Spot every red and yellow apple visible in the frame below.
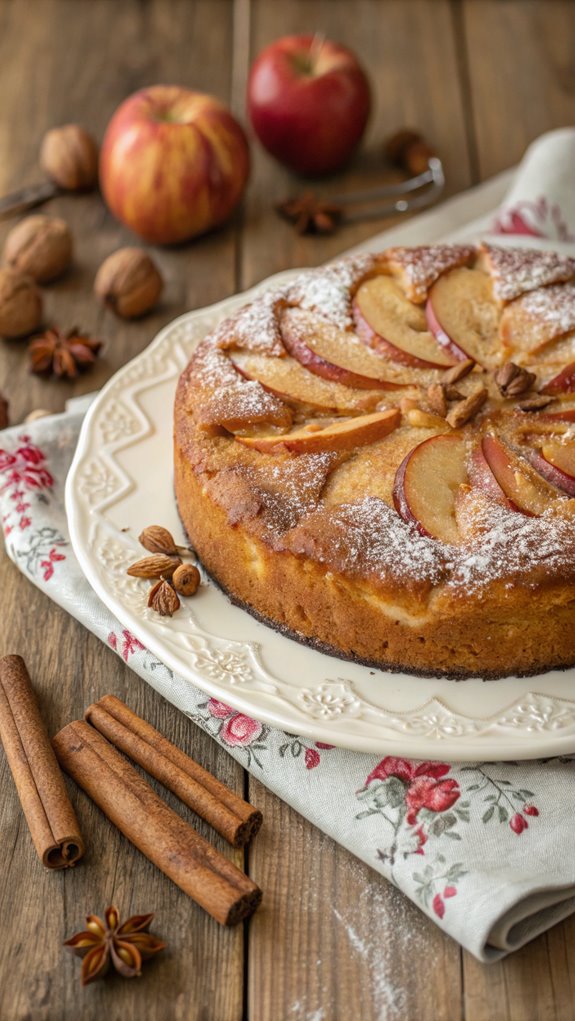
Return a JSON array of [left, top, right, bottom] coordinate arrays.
[[247, 34, 371, 176], [100, 85, 250, 244]]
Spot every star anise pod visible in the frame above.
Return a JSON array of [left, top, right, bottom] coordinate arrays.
[[64, 905, 166, 986], [275, 191, 343, 235], [29, 326, 102, 379]]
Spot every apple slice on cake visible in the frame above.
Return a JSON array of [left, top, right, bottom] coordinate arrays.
[[235, 407, 400, 454], [353, 276, 458, 369], [522, 441, 575, 497], [392, 434, 468, 544], [467, 443, 516, 510], [230, 351, 382, 413], [480, 434, 569, 515], [280, 306, 440, 390], [540, 360, 575, 395], [426, 269, 499, 366]]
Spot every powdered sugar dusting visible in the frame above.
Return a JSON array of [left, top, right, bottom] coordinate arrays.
[[246, 453, 339, 535], [509, 283, 575, 342], [385, 244, 475, 301], [199, 380, 289, 429], [483, 244, 575, 302], [286, 255, 375, 328], [285, 833, 436, 1021], [279, 489, 575, 596], [193, 341, 241, 389], [451, 492, 575, 591], [282, 497, 448, 587], [213, 291, 286, 356], [193, 343, 291, 429]]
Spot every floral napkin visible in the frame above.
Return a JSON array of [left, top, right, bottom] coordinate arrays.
[[2, 128, 575, 962]]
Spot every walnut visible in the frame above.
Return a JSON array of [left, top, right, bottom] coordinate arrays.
[[40, 124, 99, 191], [3, 215, 73, 283], [94, 248, 163, 319], [0, 268, 43, 338]]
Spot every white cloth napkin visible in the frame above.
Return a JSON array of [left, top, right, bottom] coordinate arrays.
[[2, 128, 575, 962]]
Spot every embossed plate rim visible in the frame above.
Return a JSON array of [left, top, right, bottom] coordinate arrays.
[[66, 270, 575, 760]]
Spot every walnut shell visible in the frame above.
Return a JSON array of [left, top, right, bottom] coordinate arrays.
[[40, 124, 99, 191], [0, 268, 43, 338], [94, 248, 163, 319], [3, 215, 73, 283]]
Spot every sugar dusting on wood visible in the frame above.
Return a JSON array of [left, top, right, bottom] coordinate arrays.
[[287, 857, 438, 1021]]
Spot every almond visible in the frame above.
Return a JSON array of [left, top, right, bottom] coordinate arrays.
[[127, 554, 181, 579]]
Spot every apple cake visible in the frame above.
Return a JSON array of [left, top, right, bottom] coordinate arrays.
[[174, 243, 575, 678]]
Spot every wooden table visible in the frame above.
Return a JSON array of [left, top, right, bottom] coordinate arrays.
[[0, 2, 573, 1018]]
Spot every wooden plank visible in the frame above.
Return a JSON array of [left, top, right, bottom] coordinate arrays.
[[463, 916, 575, 1021], [0, 0, 240, 425], [0, 571, 246, 1021], [243, 3, 468, 1017], [248, 779, 462, 1021], [0, 2, 246, 1019], [240, 0, 473, 292], [462, 0, 575, 179]]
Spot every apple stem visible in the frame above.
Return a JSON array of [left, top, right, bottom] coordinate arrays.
[[292, 32, 325, 76], [309, 30, 326, 65]]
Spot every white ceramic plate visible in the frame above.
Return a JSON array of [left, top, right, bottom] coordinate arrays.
[[66, 271, 575, 761]]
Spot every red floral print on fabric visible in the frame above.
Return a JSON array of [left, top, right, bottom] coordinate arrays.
[[492, 196, 574, 242], [366, 757, 451, 786], [107, 629, 145, 661], [207, 699, 263, 746], [405, 775, 461, 825], [305, 748, 320, 769], [0, 437, 54, 494], [40, 547, 66, 581], [220, 714, 263, 747]]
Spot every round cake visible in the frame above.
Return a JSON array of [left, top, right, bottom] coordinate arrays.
[[174, 243, 575, 678]]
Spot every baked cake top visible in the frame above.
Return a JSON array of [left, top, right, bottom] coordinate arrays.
[[177, 243, 575, 601]]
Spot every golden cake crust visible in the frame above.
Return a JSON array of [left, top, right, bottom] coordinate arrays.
[[174, 244, 575, 678]]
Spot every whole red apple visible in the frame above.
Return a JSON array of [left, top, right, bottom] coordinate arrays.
[[100, 85, 250, 245], [248, 34, 371, 176]]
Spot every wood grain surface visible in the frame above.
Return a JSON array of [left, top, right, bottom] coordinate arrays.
[[0, 2, 573, 1020]]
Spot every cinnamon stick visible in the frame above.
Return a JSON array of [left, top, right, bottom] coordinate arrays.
[[52, 720, 262, 926], [85, 694, 262, 847], [0, 655, 84, 869]]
